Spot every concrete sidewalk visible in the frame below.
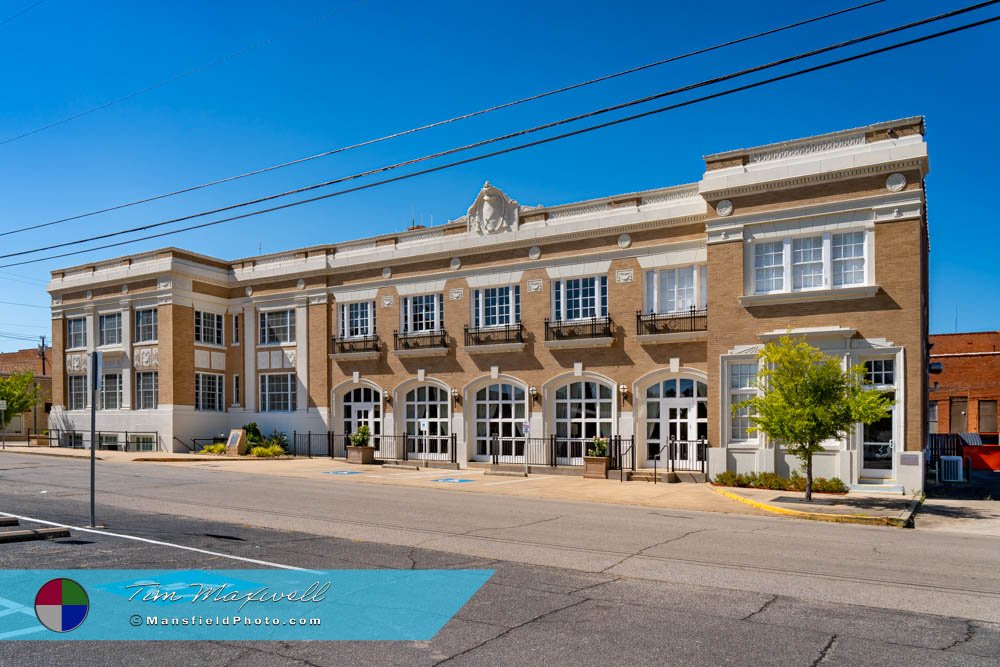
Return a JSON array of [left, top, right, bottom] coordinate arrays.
[[712, 485, 922, 527]]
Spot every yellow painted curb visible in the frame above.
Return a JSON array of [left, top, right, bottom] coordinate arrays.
[[707, 483, 910, 528]]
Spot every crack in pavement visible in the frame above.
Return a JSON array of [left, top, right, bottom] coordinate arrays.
[[942, 620, 976, 651], [414, 514, 570, 548], [209, 640, 326, 667], [599, 528, 710, 573], [811, 634, 837, 666], [742, 594, 780, 621]]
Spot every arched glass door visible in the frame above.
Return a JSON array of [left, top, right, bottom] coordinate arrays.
[[405, 385, 450, 460], [341, 386, 381, 455], [645, 377, 707, 467], [554, 381, 613, 465], [473, 383, 527, 461]]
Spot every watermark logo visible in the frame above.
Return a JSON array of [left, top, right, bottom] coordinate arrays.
[[34, 578, 89, 633]]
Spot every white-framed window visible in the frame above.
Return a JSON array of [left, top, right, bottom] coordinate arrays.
[[258, 310, 296, 345], [135, 309, 158, 343], [404, 385, 450, 454], [66, 318, 87, 349], [259, 373, 296, 412], [928, 401, 939, 434], [135, 371, 158, 410], [68, 375, 88, 410], [402, 294, 444, 333], [751, 230, 869, 295], [195, 372, 224, 411], [232, 313, 240, 345], [552, 276, 608, 321], [233, 374, 241, 406], [472, 286, 520, 329], [132, 434, 156, 452], [195, 311, 224, 346], [644, 266, 707, 314], [98, 313, 122, 347], [728, 361, 758, 442], [339, 301, 376, 338], [100, 373, 122, 410], [864, 358, 895, 386]]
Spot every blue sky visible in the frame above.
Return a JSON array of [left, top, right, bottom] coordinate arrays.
[[0, 0, 997, 352]]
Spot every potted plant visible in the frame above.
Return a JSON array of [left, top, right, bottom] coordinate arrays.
[[583, 436, 610, 479], [346, 425, 376, 464]]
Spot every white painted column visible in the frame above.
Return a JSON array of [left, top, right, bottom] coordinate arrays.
[[120, 301, 132, 409], [85, 308, 96, 410], [295, 301, 308, 413], [243, 304, 256, 412]]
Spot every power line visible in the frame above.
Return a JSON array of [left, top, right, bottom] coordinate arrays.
[[0, 4, 352, 148], [0, 300, 48, 308], [1, 1, 993, 262], [0, 0, 889, 239], [5, 13, 996, 270], [0, 0, 45, 28]]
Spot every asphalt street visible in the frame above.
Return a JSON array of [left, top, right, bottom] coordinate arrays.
[[0, 452, 998, 665]]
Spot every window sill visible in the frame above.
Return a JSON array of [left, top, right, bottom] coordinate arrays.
[[133, 340, 158, 347], [65, 347, 87, 353], [194, 342, 227, 350], [395, 346, 449, 358], [256, 342, 296, 348], [465, 341, 527, 354], [739, 285, 879, 307], [543, 337, 614, 350], [330, 350, 380, 361]]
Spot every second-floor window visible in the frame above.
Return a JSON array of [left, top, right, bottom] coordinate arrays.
[[232, 314, 240, 345], [472, 286, 520, 328], [259, 309, 296, 345], [339, 301, 375, 338], [752, 231, 868, 295], [99, 313, 122, 346], [135, 371, 159, 410], [67, 318, 87, 349], [402, 294, 443, 333], [552, 276, 607, 322], [195, 372, 224, 411], [135, 309, 158, 343], [644, 266, 707, 314], [195, 311, 224, 346], [68, 375, 87, 410]]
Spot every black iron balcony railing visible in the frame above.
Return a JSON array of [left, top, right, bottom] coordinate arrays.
[[393, 329, 448, 351], [331, 334, 379, 355], [464, 323, 524, 347], [543, 316, 613, 342], [636, 307, 707, 336]]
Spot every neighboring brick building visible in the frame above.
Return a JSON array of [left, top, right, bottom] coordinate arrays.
[[928, 331, 1000, 441], [47, 117, 930, 491], [0, 346, 51, 438]]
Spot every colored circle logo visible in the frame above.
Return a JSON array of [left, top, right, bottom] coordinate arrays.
[[34, 578, 89, 633]]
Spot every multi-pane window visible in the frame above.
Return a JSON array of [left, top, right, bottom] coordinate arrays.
[[864, 359, 895, 386], [339, 301, 376, 338], [832, 232, 866, 286], [135, 371, 158, 410], [233, 374, 241, 406], [552, 276, 608, 321], [68, 375, 88, 410], [554, 381, 614, 461], [979, 400, 998, 433], [474, 383, 527, 457], [259, 373, 296, 412], [66, 318, 87, 349], [792, 237, 824, 290], [753, 242, 784, 294], [194, 373, 224, 411], [402, 294, 444, 333], [928, 401, 939, 434], [258, 310, 296, 345], [232, 314, 240, 345], [98, 313, 122, 346], [729, 362, 757, 441], [135, 309, 158, 343], [644, 266, 708, 313], [100, 373, 122, 410], [472, 286, 520, 328], [195, 311, 224, 346]]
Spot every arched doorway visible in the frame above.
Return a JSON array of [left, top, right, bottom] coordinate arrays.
[[643, 376, 707, 468], [403, 384, 451, 460], [470, 381, 528, 462], [552, 380, 614, 465], [335, 383, 383, 457]]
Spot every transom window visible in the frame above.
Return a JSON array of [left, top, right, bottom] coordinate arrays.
[[66, 318, 87, 349], [258, 310, 296, 345], [339, 301, 376, 338], [135, 309, 158, 343], [474, 383, 527, 457], [752, 231, 868, 295], [554, 381, 613, 461], [98, 313, 122, 347], [728, 362, 758, 442], [100, 373, 122, 410], [644, 266, 707, 314], [135, 371, 158, 410], [195, 372, 224, 411], [864, 359, 895, 386], [402, 294, 444, 333], [259, 373, 296, 412], [472, 286, 520, 328], [552, 276, 608, 321], [68, 375, 87, 410], [195, 311, 225, 346]]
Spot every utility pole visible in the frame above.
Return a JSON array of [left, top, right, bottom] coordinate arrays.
[[89, 350, 102, 528], [38, 335, 46, 375]]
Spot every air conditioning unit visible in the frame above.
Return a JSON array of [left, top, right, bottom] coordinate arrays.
[[939, 455, 964, 483]]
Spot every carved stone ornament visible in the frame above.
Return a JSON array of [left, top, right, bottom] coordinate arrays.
[[715, 199, 734, 217], [467, 182, 518, 235], [382, 267, 392, 279], [885, 173, 907, 192], [617, 234, 632, 249]]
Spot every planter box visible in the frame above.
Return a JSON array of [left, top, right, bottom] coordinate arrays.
[[583, 456, 610, 479], [347, 445, 376, 465], [28, 437, 48, 447]]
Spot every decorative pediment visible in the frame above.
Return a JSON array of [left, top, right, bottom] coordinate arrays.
[[467, 182, 518, 236]]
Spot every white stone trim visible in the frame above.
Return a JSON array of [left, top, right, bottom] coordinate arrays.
[[545, 261, 611, 279], [330, 287, 379, 303], [394, 279, 448, 296], [465, 271, 524, 288], [739, 285, 878, 307]]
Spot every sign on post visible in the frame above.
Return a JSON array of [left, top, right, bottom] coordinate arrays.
[[418, 418, 429, 434]]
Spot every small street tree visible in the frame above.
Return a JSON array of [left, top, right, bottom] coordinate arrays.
[[733, 335, 893, 502], [0, 371, 41, 432]]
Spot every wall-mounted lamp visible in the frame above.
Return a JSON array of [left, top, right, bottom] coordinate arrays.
[[383, 393, 391, 406], [528, 386, 538, 402], [451, 388, 460, 404], [618, 384, 628, 397]]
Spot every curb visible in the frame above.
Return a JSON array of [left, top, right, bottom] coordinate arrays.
[[0, 449, 105, 461], [707, 483, 914, 528]]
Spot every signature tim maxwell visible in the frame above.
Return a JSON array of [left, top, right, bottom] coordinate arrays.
[[126, 581, 330, 613]]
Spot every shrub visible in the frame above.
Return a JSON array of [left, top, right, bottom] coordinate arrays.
[[588, 437, 608, 457], [714, 471, 742, 487], [349, 425, 371, 447], [201, 443, 227, 455], [714, 470, 847, 494], [267, 430, 288, 448], [250, 444, 286, 458], [242, 422, 264, 446], [813, 477, 848, 493]]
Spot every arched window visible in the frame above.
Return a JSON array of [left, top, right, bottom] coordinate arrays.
[[405, 385, 450, 459], [645, 377, 707, 463], [554, 381, 613, 463], [473, 383, 527, 460]]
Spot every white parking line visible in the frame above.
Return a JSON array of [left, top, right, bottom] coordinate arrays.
[[0, 512, 312, 572], [480, 476, 554, 486]]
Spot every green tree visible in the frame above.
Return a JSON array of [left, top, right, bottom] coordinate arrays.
[[733, 335, 892, 501], [0, 372, 41, 431]]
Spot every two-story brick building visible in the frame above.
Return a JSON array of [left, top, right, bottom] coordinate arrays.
[[47, 117, 930, 491]]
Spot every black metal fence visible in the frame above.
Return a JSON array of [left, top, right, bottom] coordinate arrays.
[[650, 439, 708, 478], [394, 329, 448, 351], [543, 316, 613, 341], [407, 432, 457, 462], [636, 307, 708, 335], [32, 430, 162, 452], [927, 433, 963, 469], [331, 335, 380, 355], [486, 435, 635, 469], [464, 323, 524, 347], [488, 437, 549, 465]]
